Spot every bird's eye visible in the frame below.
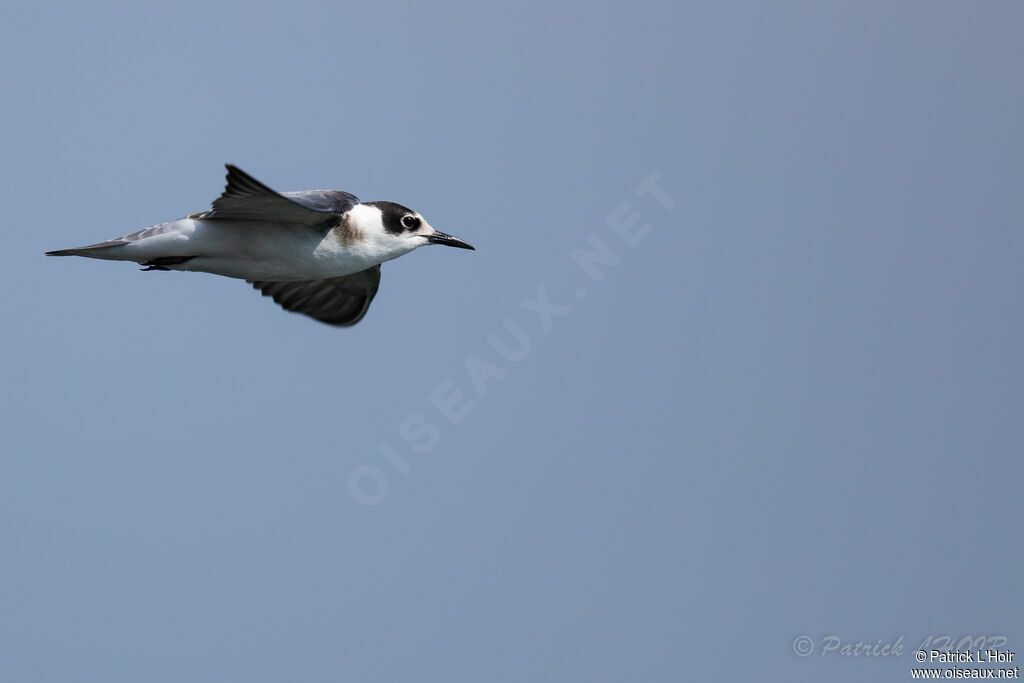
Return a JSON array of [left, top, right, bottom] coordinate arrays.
[[401, 215, 421, 230]]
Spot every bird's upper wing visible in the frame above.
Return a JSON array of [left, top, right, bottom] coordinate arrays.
[[248, 266, 382, 327], [203, 164, 359, 223]]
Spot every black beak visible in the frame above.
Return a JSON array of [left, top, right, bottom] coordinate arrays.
[[426, 231, 475, 250]]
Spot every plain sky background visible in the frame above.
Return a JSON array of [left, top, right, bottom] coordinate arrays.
[[1, 2, 1021, 681]]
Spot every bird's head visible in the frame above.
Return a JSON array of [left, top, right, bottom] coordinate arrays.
[[349, 201, 474, 262]]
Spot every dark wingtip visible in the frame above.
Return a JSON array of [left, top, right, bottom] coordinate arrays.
[[224, 163, 243, 183]]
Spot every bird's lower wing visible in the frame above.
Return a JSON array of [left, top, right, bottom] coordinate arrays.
[[248, 266, 382, 327]]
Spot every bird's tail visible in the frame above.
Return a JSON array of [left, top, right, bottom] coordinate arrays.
[[45, 239, 130, 260]]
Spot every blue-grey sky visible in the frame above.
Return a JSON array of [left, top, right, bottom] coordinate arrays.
[[1, 2, 1021, 682]]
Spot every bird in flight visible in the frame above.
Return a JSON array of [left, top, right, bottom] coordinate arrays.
[[46, 164, 475, 326]]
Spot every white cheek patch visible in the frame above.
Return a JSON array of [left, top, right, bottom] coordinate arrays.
[[346, 204, 386, 234]]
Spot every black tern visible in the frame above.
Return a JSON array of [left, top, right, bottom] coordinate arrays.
[[46, 164, 475, 326]]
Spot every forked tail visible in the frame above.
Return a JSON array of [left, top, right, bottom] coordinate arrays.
[[45, 238, 130, 260]]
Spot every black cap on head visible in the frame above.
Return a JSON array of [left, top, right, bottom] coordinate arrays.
[[365, 201, 417, 234]]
